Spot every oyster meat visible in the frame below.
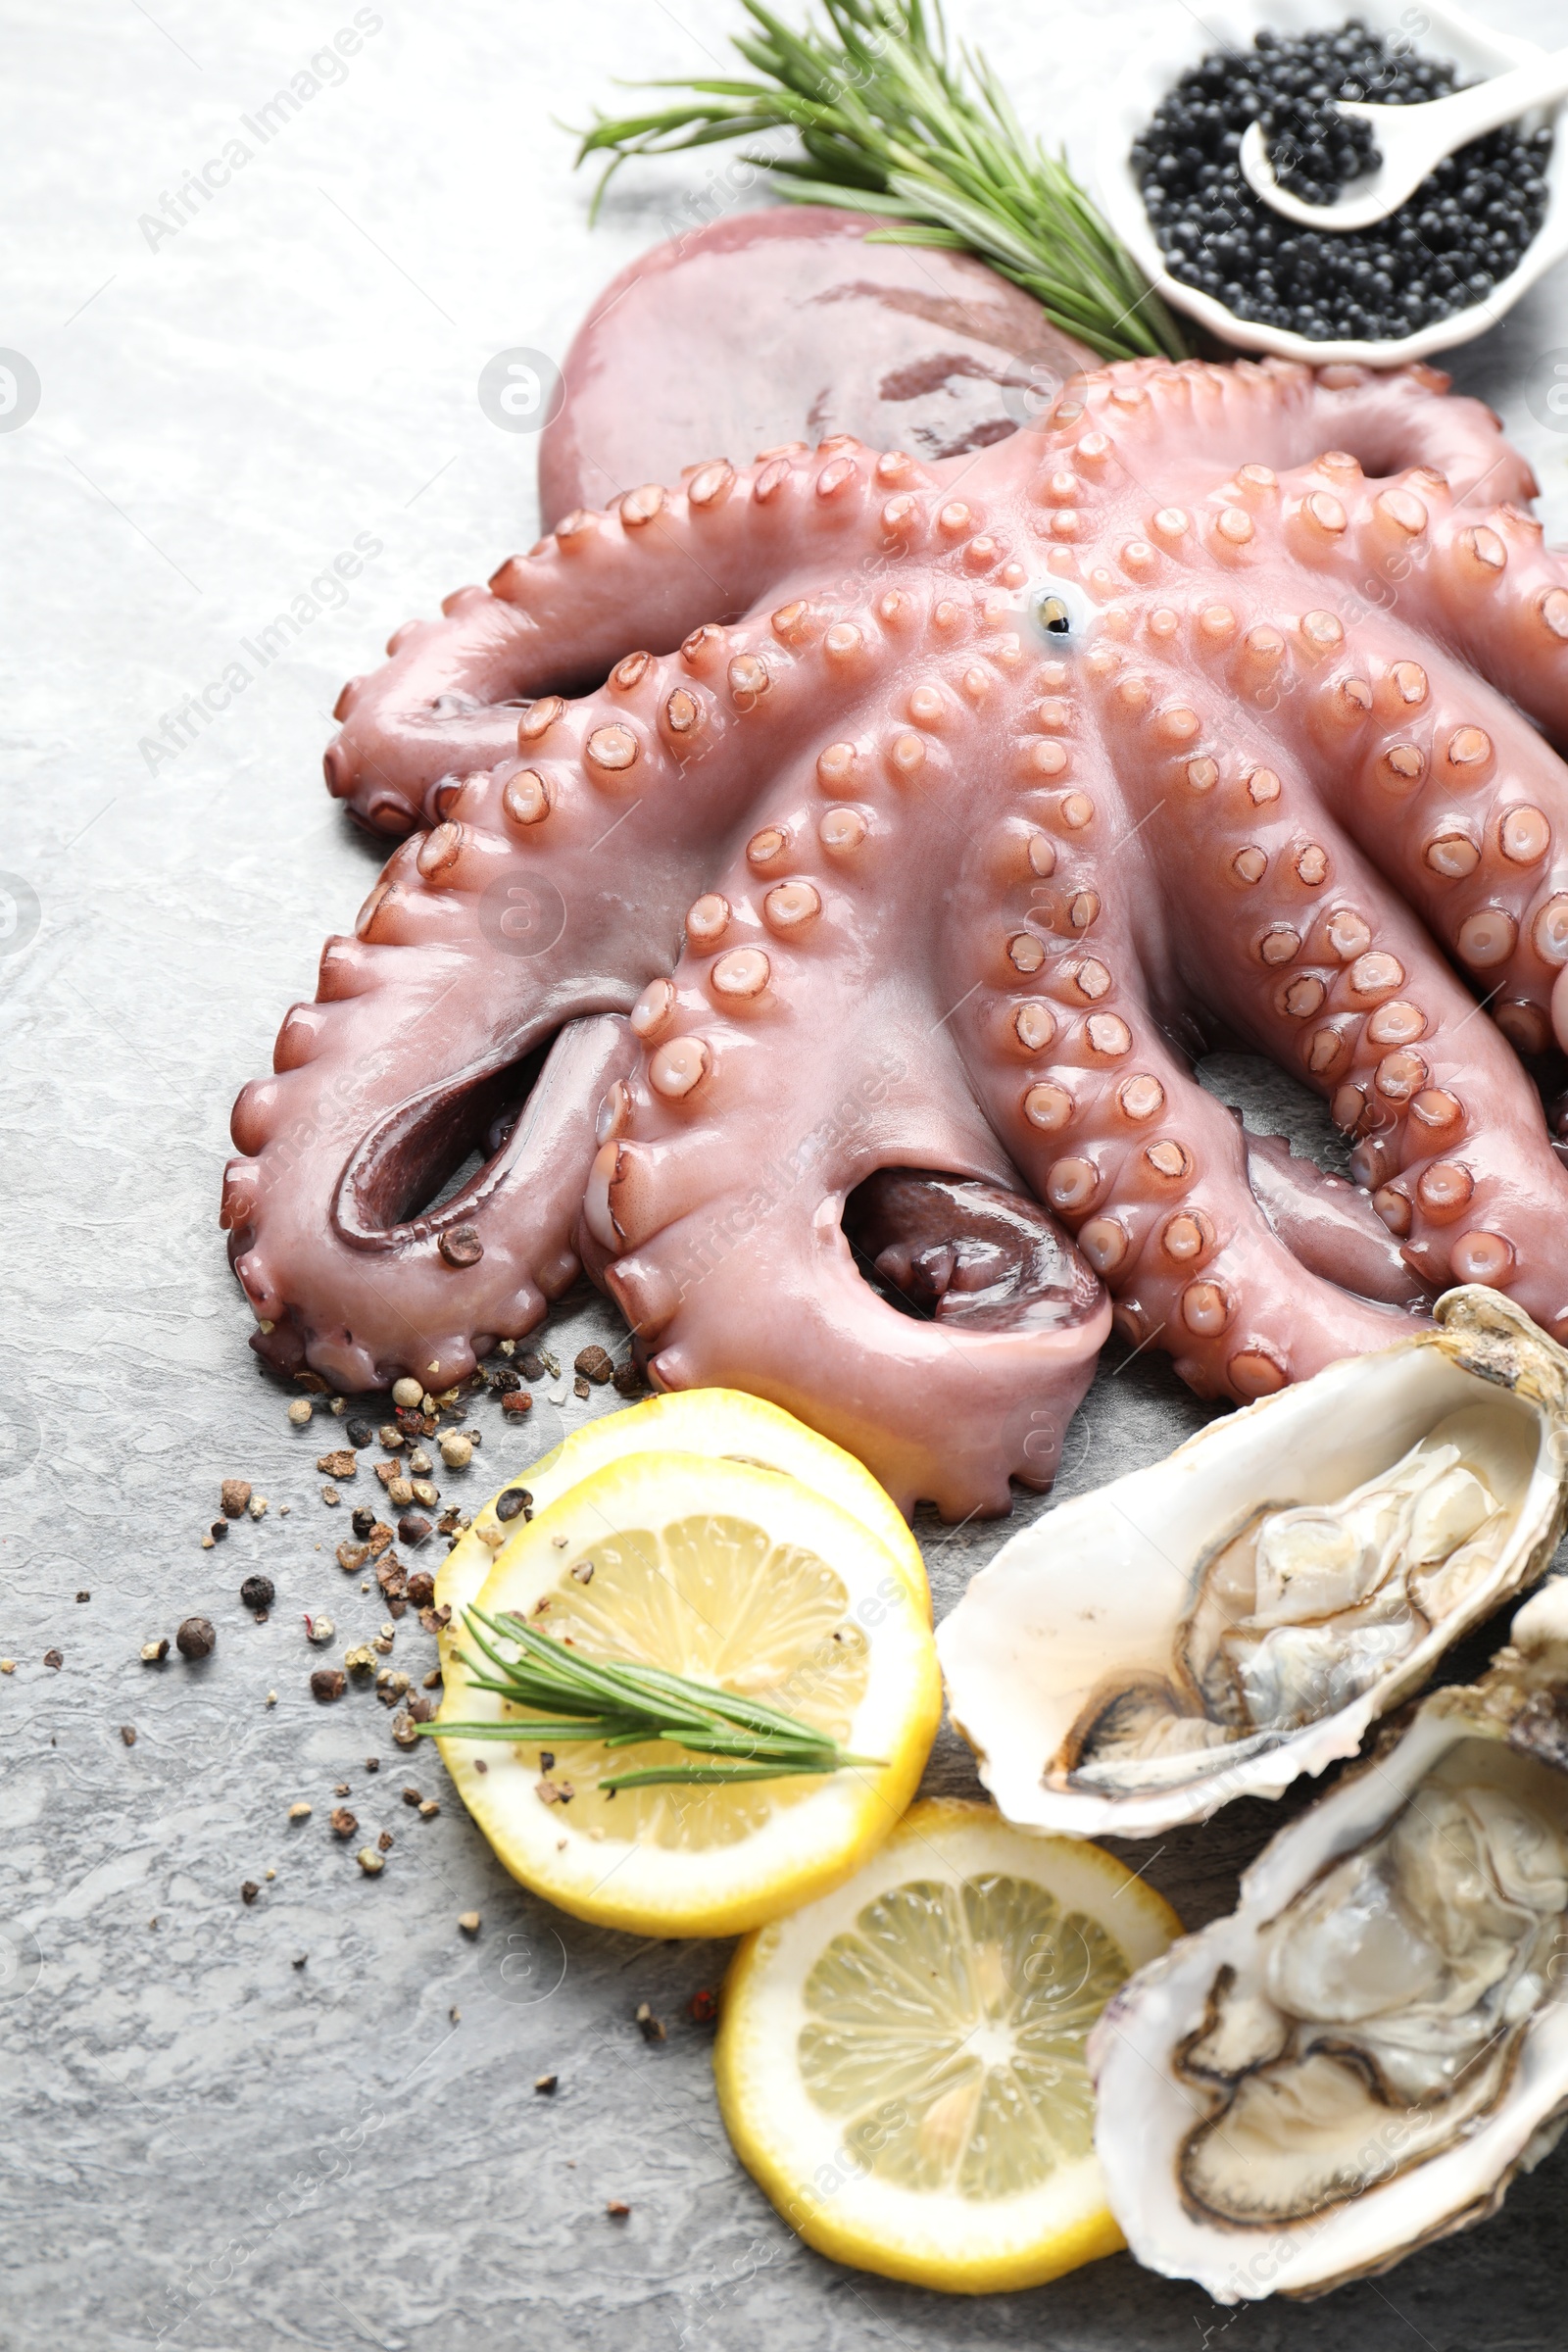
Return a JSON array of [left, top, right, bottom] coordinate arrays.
[[939, 1290, 1568, 1837], [1090, 1576, 1568, 2300]]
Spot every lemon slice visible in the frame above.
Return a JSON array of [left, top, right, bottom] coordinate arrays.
[[715, 1798, 1181, 2292], [433, 1450, 941, 1937], [436, 1393, 928, 1667]]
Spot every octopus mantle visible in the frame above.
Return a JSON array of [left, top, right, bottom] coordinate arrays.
[[224, 352, 1568, 1517]]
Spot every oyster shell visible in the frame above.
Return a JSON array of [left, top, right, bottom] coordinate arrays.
[[938, 1290, 1568, 1837], [1089, 1575, 1568, 2300]]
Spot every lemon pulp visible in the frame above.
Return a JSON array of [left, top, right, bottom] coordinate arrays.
[[799, 1871, 1129, 2197]]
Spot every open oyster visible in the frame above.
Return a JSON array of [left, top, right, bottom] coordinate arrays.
[[1090, 1576, 1568, 2300], [938, 1290, 1568, 1837]]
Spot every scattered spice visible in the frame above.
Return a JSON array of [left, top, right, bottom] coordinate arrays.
[[492, 1367, 521, 1395], [635, 2002, 666, 2044], [140, 1639, 170, 1663], [344, 1644, 376, 1675], [42, 1648, 63, 1670], [330, 1806, 358, 1838], [573, 1378, 590, 1401], [386, 1477, 415, 1510], [209, 1520, 229, 1544], [121, 1724, 137, 1747], [248, 1495, 268, 1520], [496, 1487, 532, 1524], [439, 1433, 472, 1469], [458, 1911, 480, 1936], [175, 1617, 216, 1661], [378, 1424, 406, 1452], [606, 2201, 630, 2220], [336, 1540, 369, 1575], [574, 1345, 613, 1386], [612, 1360, 644, 1398], [351, 1505, 377, 1538], [399, 1513, 431, 1546], [345, 1416, 376, 1448], [287, 1399, 314, 1426], [439, 1223, 483, 1267], [220, 1479, 252, 1517], [311, 1667, 347, 1702], [0, 1660, 13, 1675], [401, 1785, 423, 1807], [392, 1378, 423, 1409], [240, 1574, 275, 1612], [288, 1800, 313, 1822], [518, 1350, 546, 1381], [305, 1612, 335, 1645], [75, 1590, 90, 1604], [320, 1485, 341, 1507], [688, 1986, 718, 2026], [377, 1830, 394, 1853], [570, 1560, 595, 1586], [502, 1392, 533, 1419], [356, 1847, 384, 1876], [534, 2073, 558, 2095], [392, 1712, 419, 1748], [241, 1881, 260, 1904], [418, 1798, 440, 1819], [535, 1778, 573, 1806], [406, 1569, 435, 1609], [317, 1450, 357, 1481]]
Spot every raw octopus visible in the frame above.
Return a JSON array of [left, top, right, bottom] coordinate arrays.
[[223, 213, 1568, 1517]]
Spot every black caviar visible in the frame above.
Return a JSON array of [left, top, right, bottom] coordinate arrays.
[[1130, 20, 1552, 341]]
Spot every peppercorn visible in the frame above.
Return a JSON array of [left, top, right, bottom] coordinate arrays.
[[175, 1617, 216, 1661], [239, 1574, 275, 1612]]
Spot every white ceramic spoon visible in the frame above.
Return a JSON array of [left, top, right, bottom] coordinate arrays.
[[1239, 49, 1568, 230]]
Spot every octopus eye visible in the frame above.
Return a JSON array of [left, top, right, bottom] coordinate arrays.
[[1027, 576, 1092, 648]]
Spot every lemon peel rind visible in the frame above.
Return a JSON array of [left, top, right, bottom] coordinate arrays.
[[433, 1454, 942, 1939], [713, 1798, 1181, 2291], [434, 1391, 930, 1674]]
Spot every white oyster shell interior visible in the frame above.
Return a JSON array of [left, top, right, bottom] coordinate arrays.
[[938, 1328, 1561, 1837], [1090, 1680, 1568, 2301]]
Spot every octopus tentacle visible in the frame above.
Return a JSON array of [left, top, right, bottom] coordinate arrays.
[[1002, 356, 1531, 513], [324, 437, 939, 834], [233, 590, 952, 1390], [959, 855, 1411, 1400], [577, 749, 1110, 1516], [1237, 1128, 1427, 1307]]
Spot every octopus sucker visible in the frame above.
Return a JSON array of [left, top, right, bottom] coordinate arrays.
[[228, 277, 1568, 1513]]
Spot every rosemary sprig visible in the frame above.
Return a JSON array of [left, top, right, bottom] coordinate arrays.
[[577, 0, 1188, 364], [422, 1604, 884, 1790]]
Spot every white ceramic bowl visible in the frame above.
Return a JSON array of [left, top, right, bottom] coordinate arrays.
[[1095, 0, 1568, 367]]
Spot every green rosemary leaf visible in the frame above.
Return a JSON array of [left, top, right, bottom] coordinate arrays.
[[577, 0, 1189, 362], [428, 1606, 878, 1787]]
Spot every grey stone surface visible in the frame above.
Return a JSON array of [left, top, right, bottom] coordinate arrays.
[[5, 1, 1568, 2344]]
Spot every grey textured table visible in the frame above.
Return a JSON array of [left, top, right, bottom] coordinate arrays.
[[6, 2, 1568, 2344]]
